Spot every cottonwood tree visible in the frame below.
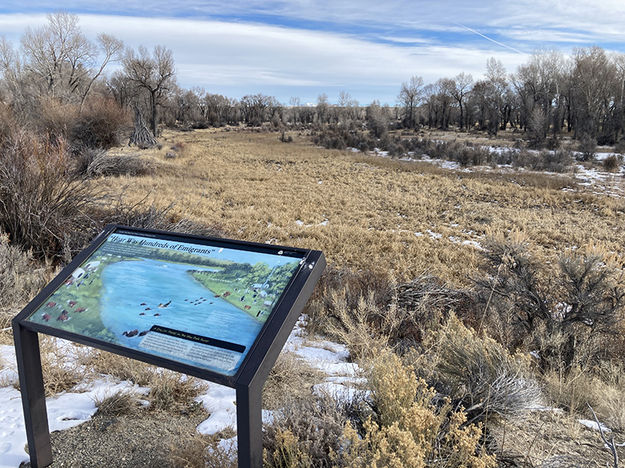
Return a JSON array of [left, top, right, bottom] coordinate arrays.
[[122, 45, 176, 137], [449, 72, 473, 129], [0, 13, 122, 113], [513, 51, 565, 142], [316, 93, 330, 124], [398, 75, 424, 129], [240, 93, 280, 126]]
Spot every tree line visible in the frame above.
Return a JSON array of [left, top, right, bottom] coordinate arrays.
[[1, 13, 625, 149]]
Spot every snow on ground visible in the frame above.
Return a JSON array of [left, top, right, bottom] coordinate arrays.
[[367, 144, 625, 198], [578, 419, 611, 433], [295, 219, 330, 228], [0, 316, 359, 467], [0, 345, 148, 468]]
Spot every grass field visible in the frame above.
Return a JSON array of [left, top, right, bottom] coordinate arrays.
[[3, 127, 624, 466], [100, 129, 625, 285]]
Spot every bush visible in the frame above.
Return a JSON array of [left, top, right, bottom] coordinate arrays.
[[511, 149, 573, 173], [476, 237, 625, 372], [264, 394, 352, 468], [0, 231, 50, 327], [93, 198, 222, 238], [0, 131, 100, 259], [603, 154, 621, 172], [34, 97, 79, 144], [577, 134, 597, 161], [334, 350, 496, 467], [305, 265, 392, 336], [428, 315, 542, 424], [69, 98, 130, 150], [74, 148, 154, 178]]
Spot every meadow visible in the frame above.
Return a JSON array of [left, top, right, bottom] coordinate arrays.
[[2, 127, 625, 466]]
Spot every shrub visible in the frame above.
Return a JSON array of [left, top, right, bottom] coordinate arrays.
[[0, 131, 101, 259], [534, 149, 574, 172], [148, 370, 205, 412], [577, 134, 597, 161], [263, 352, 323, 409], [334, 350, 496, 467], [603, 154, 621, 172], [34, 97, 79, 144], [305, 265, 392, 336], [93, 197, 222, 238], [264, 394, 353, 468], [511, 149, 573, 173], [74, 148, 154, 178], [69, 98, 130, 150], [476, 237, 625, 372], [428, 315, 541, 424], [94, 391, 140, 417], [0, 102, 15, 144], [0, 231, 50, 327], [321, 290, 392, 360]]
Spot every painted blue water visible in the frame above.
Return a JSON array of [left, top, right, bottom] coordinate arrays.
[[99, 259, 263, 358]]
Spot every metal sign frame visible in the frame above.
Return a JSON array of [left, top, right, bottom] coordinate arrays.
[[12, 224, 326, 468]]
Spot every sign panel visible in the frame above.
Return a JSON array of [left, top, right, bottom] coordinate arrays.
[[25, 231, 305, 376]]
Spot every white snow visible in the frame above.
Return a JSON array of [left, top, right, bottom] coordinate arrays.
[[312, 382, 365, 401], [578, 419, 611, 433], [462, 240, 483, 250], [294, 219, 329, 228], [426, 230, 442, 240], [0, 315, 361, 467], [0, 343, 146, 468]]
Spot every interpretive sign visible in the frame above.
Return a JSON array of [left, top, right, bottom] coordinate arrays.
[[13, 225, 325, 468]]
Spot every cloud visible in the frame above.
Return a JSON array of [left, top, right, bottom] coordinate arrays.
[[0, 13, 531, 103], [6, 1, 624, 103]]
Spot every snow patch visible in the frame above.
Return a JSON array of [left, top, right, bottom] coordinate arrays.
[[579, 419, 611, 433]]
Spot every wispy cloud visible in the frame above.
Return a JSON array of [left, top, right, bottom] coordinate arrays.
[[0, 1, 622, 103], [0, 13, 530, 103]]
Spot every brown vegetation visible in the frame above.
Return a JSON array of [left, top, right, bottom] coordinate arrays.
[[2, 126, 624, 465]]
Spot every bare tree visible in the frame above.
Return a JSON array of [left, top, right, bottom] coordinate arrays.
[[0, 13, 121, 116], [80, 34, 123, 111], [122, 45, 176, 137], [449, 73, 473, 129], [398, 75, 424, 129]]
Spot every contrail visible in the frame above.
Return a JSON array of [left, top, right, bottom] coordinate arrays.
[[455, 22, 524, 54]]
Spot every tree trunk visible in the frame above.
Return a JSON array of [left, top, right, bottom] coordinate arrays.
[[150, 91, 158, 137]]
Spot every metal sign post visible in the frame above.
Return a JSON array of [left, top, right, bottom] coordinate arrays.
[[13, 225, 325, 468]]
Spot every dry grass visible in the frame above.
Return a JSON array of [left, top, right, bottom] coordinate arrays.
[[38, 337, 84, 396], [0, 231, 52, 329], [543, 364, 625, 432], [148, 370, 206, 412], [94, 391, 141, 417], [81, 349, 157, 386], [263, 352, 324, 409], [80, 349, 206, 412], [95, 129, 625, 287]]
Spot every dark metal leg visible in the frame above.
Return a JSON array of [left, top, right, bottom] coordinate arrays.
[[236, 383, 263, 468], [13, 324, 52, 468]]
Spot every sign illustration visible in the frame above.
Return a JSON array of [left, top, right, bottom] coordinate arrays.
[[26, 232, 304, 376]]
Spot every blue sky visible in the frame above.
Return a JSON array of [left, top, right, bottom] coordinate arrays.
[[1, 1, 624, 104]]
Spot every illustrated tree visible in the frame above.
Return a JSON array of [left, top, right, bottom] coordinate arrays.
[[122, 45, 176, 137]]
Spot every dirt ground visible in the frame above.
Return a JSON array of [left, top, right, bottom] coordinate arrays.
[[20, 407, 212, 468]]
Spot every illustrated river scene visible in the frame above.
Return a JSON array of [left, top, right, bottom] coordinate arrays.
[[26, 232, 303, 375]]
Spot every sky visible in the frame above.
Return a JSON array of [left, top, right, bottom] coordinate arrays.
[[0, 1, 624, 105]]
